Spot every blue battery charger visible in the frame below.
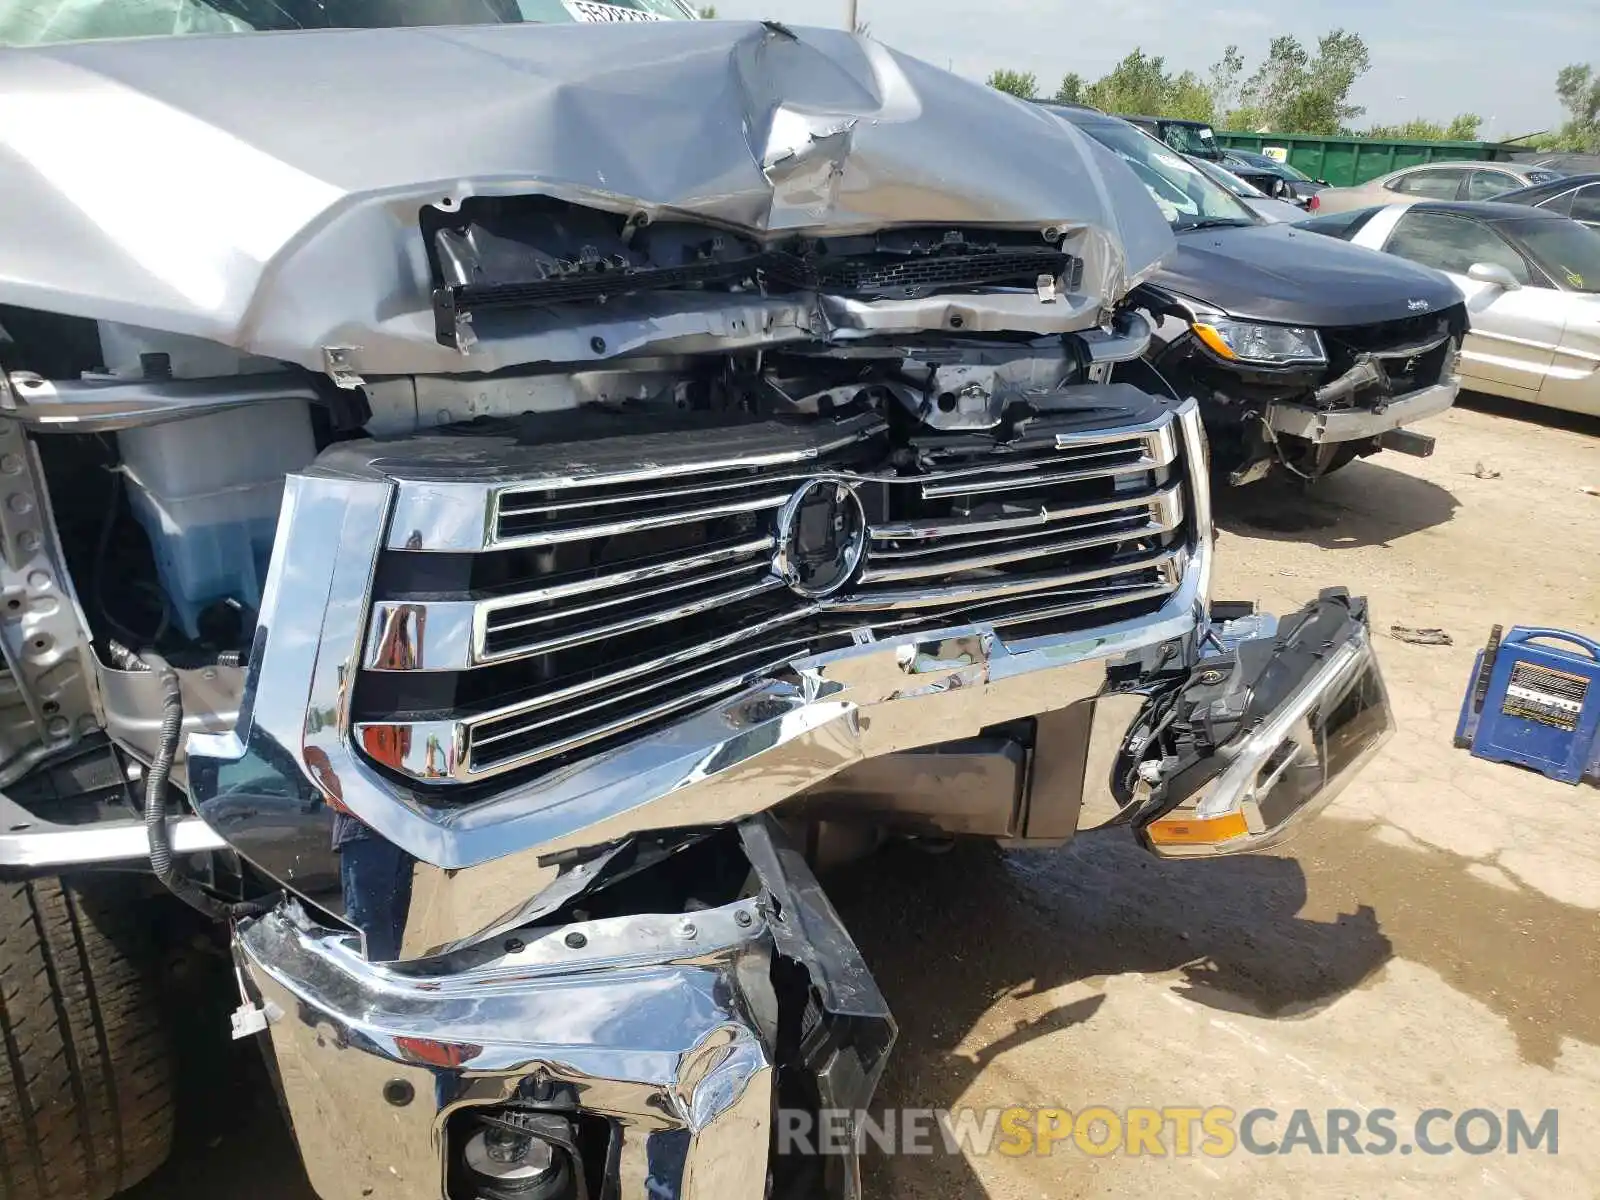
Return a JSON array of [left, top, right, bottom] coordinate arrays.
[[1455, 626, 1600, 785]]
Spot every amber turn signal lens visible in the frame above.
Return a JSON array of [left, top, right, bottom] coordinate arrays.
[[1190, 323, 1238, 361], [1145, 809, 1251, 846]]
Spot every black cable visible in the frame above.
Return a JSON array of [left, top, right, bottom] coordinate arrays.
[[137, 651, 231, 920]]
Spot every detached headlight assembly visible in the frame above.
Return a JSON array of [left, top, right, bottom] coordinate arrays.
[[1191, 317, 1325, 367]]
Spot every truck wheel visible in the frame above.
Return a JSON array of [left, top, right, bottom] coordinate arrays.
[[0, 877, 175, 1200]]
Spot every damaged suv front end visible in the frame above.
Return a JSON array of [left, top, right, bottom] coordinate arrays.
[[0, 18, 1392, 1200]]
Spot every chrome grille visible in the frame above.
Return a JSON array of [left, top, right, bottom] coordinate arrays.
[[350, 396, 1193, 784], [465, 622, 825, 775], [478, 535, 781, 661], [489, 423, 878, 548], [849, 417, 1180, 606]]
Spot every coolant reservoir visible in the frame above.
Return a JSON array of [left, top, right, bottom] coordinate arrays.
[[117, 401, 316, 639]]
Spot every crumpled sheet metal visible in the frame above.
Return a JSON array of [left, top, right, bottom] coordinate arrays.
[[0, 21, 1173, 375]]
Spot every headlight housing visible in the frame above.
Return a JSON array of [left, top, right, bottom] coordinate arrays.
[[1191, 316, 1326, 367]]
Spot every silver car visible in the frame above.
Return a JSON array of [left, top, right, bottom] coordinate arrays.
[[1313, 161, 1566, 215]]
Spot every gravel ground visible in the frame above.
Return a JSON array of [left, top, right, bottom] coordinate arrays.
[[131, 394, 1600, 1200]]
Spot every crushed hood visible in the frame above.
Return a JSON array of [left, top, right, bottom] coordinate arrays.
[[0, 21, 1173, 374]]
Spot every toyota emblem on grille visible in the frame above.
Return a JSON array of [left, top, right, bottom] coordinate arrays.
[[775, 479, 867, 598]]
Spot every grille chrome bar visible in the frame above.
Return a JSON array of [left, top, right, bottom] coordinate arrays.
[[454, 551, 1186, 778], [484, 535, 776, 611], [364, 537, 787, 672], [869, 483, 1180, 542], [471, 607, 818, 730], [462, 638, 817, 775], [469, 647, 787, 760], [493, 490, 793, 549], [830, 545, 1184, 612], [484, 556, 772, 639], [859, 487, 1183, 584], [919, 423, 1177, 498], [489, 417, 885, 548], [499, 474, 810, 517], [976, 580, 1181, 632], [483, 572, 787, 660]]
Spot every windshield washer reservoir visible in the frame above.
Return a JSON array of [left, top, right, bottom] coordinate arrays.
[[117, 400, 316, 638]]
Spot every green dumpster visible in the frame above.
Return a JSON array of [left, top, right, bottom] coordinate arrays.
[[1215, 132, 1526, 188]]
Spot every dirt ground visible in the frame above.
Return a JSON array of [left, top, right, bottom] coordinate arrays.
[[132, 395, 1600, 1200]]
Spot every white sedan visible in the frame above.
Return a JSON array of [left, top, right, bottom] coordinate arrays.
[[1299, 200, 1600, 416]]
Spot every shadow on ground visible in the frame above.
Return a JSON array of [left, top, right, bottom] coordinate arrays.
[[823, 830, 1394, 1199], [826, 816, 1600, 1198], [1212, 457, 1459, 548]]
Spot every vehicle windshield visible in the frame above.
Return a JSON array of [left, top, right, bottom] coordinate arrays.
[[1079, 120, 1257, 229], [1186, 155, 1268, 199], [1511, 218, 1600, 292], [1162, 123, 1219, 157], [1525, 169, 1564, 185], [0, 0, 692, 45]]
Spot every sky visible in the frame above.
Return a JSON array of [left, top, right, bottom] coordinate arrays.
[[708, 0, 1600, 139]]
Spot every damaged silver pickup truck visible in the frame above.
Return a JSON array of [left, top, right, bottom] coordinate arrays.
[[0, 13, 1393, 1200]]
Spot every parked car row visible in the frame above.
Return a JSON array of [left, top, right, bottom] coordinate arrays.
[[1111, 113, 1328, 208], [1045, 103, 1467, 481], [1042, 103, 1600, 448], [1181, 153, 1309, 223]]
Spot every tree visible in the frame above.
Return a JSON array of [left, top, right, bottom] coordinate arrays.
[[1221, 106, 1267, 132], [1054, 73, 1086, 105], [1084, 49, 1167, 115], [1306, 29, 1371, 124], [1365, 114, 1483, 141], [1082, 50, 1214, 122], [698, 4, 715, 15], [1551, 63, 1600, 152], [1207, 44, 1245, 116], [987, 69, 1039, 100], [1235, 30, 1371, 134], [1165, 71, 1215, 122]]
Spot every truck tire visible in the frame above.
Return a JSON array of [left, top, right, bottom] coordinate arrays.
[[0, 877, 175, 1200]]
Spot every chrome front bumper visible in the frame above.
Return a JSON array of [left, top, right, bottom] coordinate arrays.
[[1265, 379, 1459, 443], [235, 817, 890, 1200]]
